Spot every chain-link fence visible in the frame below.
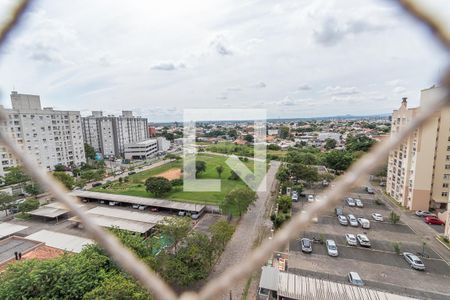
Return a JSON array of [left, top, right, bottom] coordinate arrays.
[[0, 1, 449, 299]]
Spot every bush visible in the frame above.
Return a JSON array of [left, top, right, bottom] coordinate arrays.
[[389, 211, 400, 224], [393, 242, 401, 255], [170, 179, 183, 186]]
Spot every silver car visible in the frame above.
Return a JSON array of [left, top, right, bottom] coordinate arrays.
[[403, 252, 425, 270], [326, 239, 339, 257], [357, 218, 370, 229], [348, 214, 358, 227], [356, 234, 371, 247], [348, 272, 364, 286], [345, 233, 357, 246], [371, 213, 384, 222], [338, 215, 348, 226], [300, 238, 312, 253], [355, 199, 363, 207], [346, 197, 356, 207]]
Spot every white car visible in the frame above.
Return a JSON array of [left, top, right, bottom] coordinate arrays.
[[348, 214, 358, 227], [346, 198, 356, 207], [138, 205, 147, 210], [326, 239, 339, 257], [371, 213, 384, 221], [356, 234, 371, 247], [403, 252, 425, 270], [357, 218, 371, 229], [348, 272, 364, 286], [132, 204, 140, 209], [338, 215, 348, 226], [292, 194, 299, 202], [345, 233, 357, 246], [308, 195, 315, 202], [355, 199, 363, 207]]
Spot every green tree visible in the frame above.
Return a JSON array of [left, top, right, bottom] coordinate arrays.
[[216, 165, 224, 178], [228, 170, 240, 180], [209, 220, 235, 251], [195, 160, 207, 176], [389, 211, 400, 224], [346, 134, 376, 152], [277, 195, 292, 213], [321, 150, 354, 171], [159, 216, 191, 252], [54, 164, 66, 172], [288, 163, 319, 185], [18, 198, 39, 213], [221, 187, 257, 217], [0, 192, 15, 215], [145, 176, 172, 197], [83, 273, 151, 300], [276, 167, 290, 183], [84, 143, 96, 160], [243, 134, 254, 143], [53, 172, 75, 190], [4, 166, 29, 185], [324, 138, 337, 150], [24, 182, 42, 196], [279, 126, 290, 139]]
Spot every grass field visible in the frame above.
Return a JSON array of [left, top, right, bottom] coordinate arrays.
[[91, 154, 260, 206]]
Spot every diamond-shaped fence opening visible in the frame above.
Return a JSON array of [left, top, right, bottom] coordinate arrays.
[[0, 1, 449, 299]]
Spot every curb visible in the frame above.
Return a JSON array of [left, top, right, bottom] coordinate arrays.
[[435, 235, 450, 251]]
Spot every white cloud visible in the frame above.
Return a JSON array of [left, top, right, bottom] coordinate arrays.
[[150, 61, 186, 71], [393, 86, 407, 94], [323, 86, 360, 96]]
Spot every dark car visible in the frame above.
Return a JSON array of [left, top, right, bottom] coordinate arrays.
[[335, 207, 343, 216], [424, 216, 445, 225], [92, 182, 102, 187], [300, 238, 312, 253]]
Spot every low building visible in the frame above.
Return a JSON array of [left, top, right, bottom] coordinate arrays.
[[156, 137, 171, 152], [258, 266, 416, 300], [124, 139, 158, 160]]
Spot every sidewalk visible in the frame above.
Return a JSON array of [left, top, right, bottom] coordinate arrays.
[[372, 184, 450, 264]]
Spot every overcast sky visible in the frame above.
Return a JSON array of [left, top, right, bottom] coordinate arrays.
[[0, 0, 449, 122]]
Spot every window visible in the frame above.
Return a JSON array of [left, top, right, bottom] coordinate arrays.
[[442, 192, 448, 197], [446, 165, 450, 169], [443, 183, 449, 188], [444, 174, 450, 180]]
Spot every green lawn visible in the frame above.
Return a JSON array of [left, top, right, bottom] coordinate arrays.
[[91, 154, 261, 207]]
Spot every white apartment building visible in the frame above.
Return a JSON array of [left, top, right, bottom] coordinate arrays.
[[386, 86, 450, 211], [124, 139, 158, 160], [82, 111, 148, 158], [0, 91, 85, 176]]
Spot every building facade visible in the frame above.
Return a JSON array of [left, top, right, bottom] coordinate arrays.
[[386, 86, 450, 211], [0, 91, 85, 176], [124, 139, 158, 160], [82, 111, 148, 158]]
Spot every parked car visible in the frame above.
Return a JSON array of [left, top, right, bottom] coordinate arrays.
[[300, 238, 312, 253], [128, 171, 136, 175], [92, 182, 102, 187], [346, 198, 356, 207], [355, 199, 363, 208], [357, 218, 370, 229], [338, 215, 348, 226], [348, 272, 364, 286], [150, 207, 159, 212], [109, 201, 117, 206], [371, 213, 384, 222], [132, 204, 140, 209], [366, 186, 374, 194], [415, 210, 436, 217], [345, 233, 357, 246], [292, 193, 299, 202], [326, 240, 339, 257], [335, 207, 343, 216], [178, 211, 186, 216], [424, 216, 445, 225], [356, 234, 371, 247], [138, 205, 147, 210], [348, 214, 358, 227], [379, 182, 386, 187], [191, 213, 200, 220], [403, 252, 426, 270], [308, 195, 314, 202], [8, 207, 19, 214]]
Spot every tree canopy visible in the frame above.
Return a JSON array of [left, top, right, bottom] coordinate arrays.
[[145, 176, 172, 197]]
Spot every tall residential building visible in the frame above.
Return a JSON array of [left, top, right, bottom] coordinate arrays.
[[386, 86, 450, 211], [82, 111, 148, 158], [0, 91, 85, 176]]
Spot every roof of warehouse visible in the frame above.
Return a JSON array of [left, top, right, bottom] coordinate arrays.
[[68, 206, 164, 233], [0, 222, 28, 239], [26, 230, 94, 253], [260, 267, 416, 300], [70, 190, 205, 212], [28, 202, 85, 218]]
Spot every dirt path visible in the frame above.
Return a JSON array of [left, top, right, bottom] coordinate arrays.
[[208, 161, 280, 299]]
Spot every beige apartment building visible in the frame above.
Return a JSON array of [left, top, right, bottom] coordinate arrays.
[[386, 86, 450, 212]]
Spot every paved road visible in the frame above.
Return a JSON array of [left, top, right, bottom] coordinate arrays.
[[371, 184, 450, 264], [208, 160, 280, 300]]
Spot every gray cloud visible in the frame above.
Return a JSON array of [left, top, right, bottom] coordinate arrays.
[[150, 62, 186, 71], [210, 35, 233, 56], [252, 82, 266, 88], [323, 86, 360, 96], [297, 84, 312, 91]]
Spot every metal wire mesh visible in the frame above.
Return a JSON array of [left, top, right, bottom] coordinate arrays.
[[0, 0, 449, 299]]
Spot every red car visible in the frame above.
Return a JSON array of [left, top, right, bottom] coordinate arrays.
[[424, 216, 445, 225]]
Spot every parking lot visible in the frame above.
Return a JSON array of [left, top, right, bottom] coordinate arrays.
[[288, 189, 450, 299]]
